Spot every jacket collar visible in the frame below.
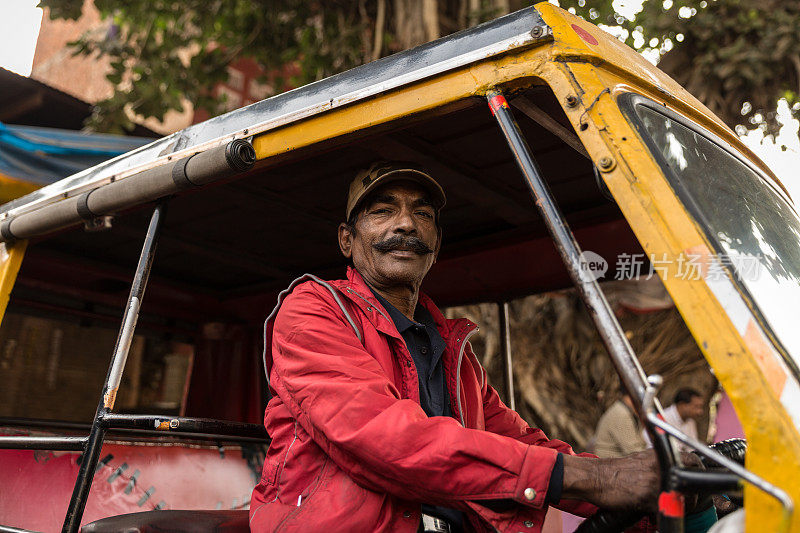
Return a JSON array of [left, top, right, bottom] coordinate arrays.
[[369, 288, 419, 334], [333, 267, 475, 344]]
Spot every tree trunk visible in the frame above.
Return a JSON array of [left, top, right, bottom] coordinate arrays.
[[393, 0, 439, 50]]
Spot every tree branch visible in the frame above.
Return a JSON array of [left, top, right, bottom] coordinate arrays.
[[372, 0, 386, 61]]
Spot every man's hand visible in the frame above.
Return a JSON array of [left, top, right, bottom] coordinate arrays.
[[561, 450, 705, 512], [561, 450, 660, 512]]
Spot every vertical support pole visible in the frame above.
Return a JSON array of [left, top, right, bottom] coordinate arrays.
[[485, 89, 649, 411], [62, 202, 166, 533], [485, 89, 679, 527], [497, 302, 515, 410]]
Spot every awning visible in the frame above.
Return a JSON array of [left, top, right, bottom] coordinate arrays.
[[0, 122, 152, 186]]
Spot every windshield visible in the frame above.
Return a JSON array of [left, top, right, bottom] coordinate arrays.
[[629, 100, 800, 371]]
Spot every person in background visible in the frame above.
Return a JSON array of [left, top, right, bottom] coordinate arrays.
[[641, 388, 706, 453], [593, 394, 648, 458], [662, 388, 705, 450]]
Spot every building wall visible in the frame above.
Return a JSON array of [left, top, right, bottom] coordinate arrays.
[[31, 0, 193, 135], [31, 0, 112, 105], [191, 57, 295, 125]]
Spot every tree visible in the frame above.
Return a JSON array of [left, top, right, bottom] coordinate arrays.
[[41, 1, 367, 133], [559, 0, 800, 140], [42, 0, 800, 142], [41, 0, 513, 133]]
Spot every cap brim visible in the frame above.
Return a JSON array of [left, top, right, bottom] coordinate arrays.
[[347, 168, 446, 221]]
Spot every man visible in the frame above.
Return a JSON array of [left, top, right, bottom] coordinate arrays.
[[594, 394, 649, 458], [661, 389, 705, 452], [641, 388, 705, 454], [250, 162, 659, 533]]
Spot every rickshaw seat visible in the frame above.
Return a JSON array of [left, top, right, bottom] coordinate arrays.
[[80, 510, 250, 532]]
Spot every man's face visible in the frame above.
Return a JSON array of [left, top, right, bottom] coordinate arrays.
[[338, 180, 441, 290], [680, 396, 705, 420]]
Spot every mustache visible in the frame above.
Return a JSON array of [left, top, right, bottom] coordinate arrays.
[[372, 235, 434, 255]]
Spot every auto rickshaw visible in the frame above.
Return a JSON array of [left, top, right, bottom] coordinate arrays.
[[1, 2, 798, 532]]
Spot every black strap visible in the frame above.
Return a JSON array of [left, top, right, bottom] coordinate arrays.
[[76, 191, 96, 221], [171, 156, 195, 190]]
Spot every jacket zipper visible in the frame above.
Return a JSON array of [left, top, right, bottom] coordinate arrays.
[[348, 286, 478, 427], [454, 326, 479, 427], [346, 287, 393, 324]]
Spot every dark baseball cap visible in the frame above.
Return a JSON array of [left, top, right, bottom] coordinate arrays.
[[346, 161, 446, 221]]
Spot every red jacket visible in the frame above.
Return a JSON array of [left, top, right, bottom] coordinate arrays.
[[250, 267, 596, 532]]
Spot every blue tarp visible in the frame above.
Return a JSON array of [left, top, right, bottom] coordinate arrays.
[[0, 122, 153, 185]]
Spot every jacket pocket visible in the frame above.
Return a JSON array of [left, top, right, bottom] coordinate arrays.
[[273, 457, 331, 532], [295, 456, 330, 506]]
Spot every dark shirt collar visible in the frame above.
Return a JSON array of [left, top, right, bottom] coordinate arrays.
[[369, 288, 423, 333], [369, 287, 446, 375]]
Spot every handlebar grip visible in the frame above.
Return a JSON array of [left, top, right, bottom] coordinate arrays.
[[695, 438, 747, 468]]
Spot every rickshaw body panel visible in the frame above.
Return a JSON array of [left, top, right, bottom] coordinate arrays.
[[0, 437, 256, 531]]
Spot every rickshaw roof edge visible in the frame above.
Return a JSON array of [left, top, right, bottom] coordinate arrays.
[[534, 3, 789, 199], [0, 7, 552, 220]]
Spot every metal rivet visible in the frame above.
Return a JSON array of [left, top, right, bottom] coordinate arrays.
[[565, 95, 579, 108], [598, 156, 615, 172], [530, 26, 544, 38], [524, 520, 535, 528], [523, 487, 536, 500], [403, 511, 412, 518]]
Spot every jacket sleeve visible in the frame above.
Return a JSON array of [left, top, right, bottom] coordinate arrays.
[[268, 284, 559, 508], [471, 347, 599, 517]]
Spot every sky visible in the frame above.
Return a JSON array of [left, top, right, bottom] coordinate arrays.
[[1, 0, 799, 201], [0, 0, 42, 77]]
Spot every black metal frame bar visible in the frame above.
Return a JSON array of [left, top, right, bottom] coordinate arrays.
[[486, 89, 653, 415], [0, 420, 268, 452], [0, 203, 168, 532], [0, 417, 268, 445], [102, 414, 268, 440], [60, 202, 166, 532], [0, 436, 87, 451], [486, 89, 684, 531], [670, 468, 740, 493], [497, 302, 515, 410]]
